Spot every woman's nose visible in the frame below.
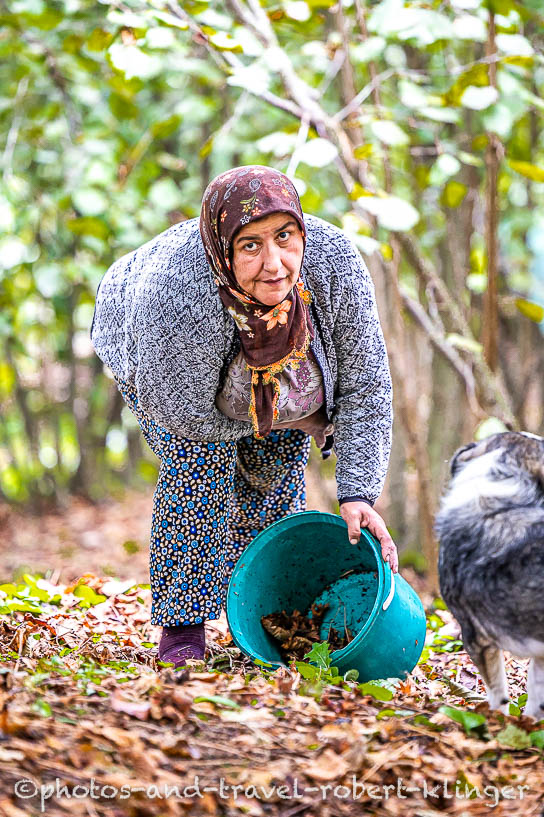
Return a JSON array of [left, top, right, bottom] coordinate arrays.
[[262, 241, 282, 273]]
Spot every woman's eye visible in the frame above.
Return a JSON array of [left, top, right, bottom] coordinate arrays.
[[278, 231, 290, 240], [244, 242, 257, 251]]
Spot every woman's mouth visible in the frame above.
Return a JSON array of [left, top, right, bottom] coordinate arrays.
[[262, 278, 285, 285]]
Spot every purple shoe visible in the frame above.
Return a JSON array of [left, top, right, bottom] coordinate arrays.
[[158, 623, 206, 668]]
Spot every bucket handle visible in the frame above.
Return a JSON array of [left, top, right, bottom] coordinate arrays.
[[382, 572, 395, 611]]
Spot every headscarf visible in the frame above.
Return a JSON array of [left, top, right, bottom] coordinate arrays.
[[199, 165, 314, 438]]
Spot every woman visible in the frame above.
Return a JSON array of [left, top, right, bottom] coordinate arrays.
[[91, 165, 396, 667]]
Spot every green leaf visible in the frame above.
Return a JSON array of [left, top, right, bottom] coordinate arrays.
[[343, 669, 359, 682], [501, 55, 534, 68], [370, 120, 409, 147], [443, 64, 491, 107], [63, 34, 84, 55], [295, 139, 338, 168], [461, 86, 499, 110], [441, 181, 467, 208], [31, 697, 52, 718], [302, 641, 332, 669], [474, 417, 509, 440], [108, 44, 162, 81], [377, 707, 413, 719], [209, 32, 243, 53], [349, 183, 374, 200], [350, 37, 385, 64], [358, 682, 394, 702], [122, 540, 140, 555], [420, 107, 462, 124], [412, 714, 444, 731], [109, 93, 139, 120], [483, 0, 533, 20], [357, 195, 419, 231], [376, 708, 395, 719], [73, 583, 107, 606], [353, 144, 373, 160], [530, 730, 544, 749], [5, 600, 43, 613], [107, 10, 149, 28], [254, 658, 275, 670], [466, 273, 487, 294], [66, 217, 108, 240], [0, 583, 20, 598], [72, 189, 108, 217], [27, 671, 50, 687], [199, 137, 214, 160], [148, 178, 183, 211], [193, 695, 241, 709], [496, 724, 531, 749], [508, 161, 544, 182], [86, 29, 114, 52], [439, 705, 487, 734], [151, 115, 182, 140], [458, 151, 484, 168], [429, 153, 461, 186], [20, 9, 63, 30], [427, 613, 445, 631], [368, 3, 454, 46], [515, 298, 544, 322], [296, 661, 319, 680]]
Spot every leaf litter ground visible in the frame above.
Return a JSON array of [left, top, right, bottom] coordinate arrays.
[[1, 574, 543, 817], [0, 495, 543, 815]]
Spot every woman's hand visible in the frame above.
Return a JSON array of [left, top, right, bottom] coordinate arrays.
[[339, 501, 398, 574]]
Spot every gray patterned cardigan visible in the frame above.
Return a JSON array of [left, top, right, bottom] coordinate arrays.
[[90, 213, 393, 504]]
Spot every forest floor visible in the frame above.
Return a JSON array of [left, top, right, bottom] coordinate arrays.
[[0, 482, 543, 816]]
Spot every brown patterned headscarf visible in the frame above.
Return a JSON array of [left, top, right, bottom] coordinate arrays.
[[199, 165, 314, 438]]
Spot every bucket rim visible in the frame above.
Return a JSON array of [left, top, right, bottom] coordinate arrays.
[[225, 510, 390, 669]]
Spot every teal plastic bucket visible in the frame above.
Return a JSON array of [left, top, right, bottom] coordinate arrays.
[[226, 511, 426, 682]]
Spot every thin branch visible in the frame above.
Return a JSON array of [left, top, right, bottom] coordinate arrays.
[[169, 0, 304, 122], [2, 76, 29, 182], [318, 47, 348, 97], [396, 231, 516, 425], [20, 34, 81, 139], [334, 68, 395, 122], [394, 232, 473, 337], [400, 289, 482, 418], [285, 114, 310, 178], [224, 0, 263, 38]]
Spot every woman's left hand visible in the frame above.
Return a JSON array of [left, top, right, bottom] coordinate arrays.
[[339, 501, 398, 574]]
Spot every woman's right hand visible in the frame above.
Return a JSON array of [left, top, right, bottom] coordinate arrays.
[[339, 501, 399, 573]]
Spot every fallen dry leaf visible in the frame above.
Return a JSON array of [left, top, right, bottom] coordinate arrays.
[[302, 747, 350, 781], [110, 691, 151, 720]]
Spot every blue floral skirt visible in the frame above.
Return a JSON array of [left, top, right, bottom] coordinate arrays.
[[113, 376, 311, 626]]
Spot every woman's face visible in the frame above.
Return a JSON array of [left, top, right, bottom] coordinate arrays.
[[231, 212, 304, 306]]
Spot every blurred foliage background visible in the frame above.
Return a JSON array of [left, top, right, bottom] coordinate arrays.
[[1, 0, 544, 580]]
